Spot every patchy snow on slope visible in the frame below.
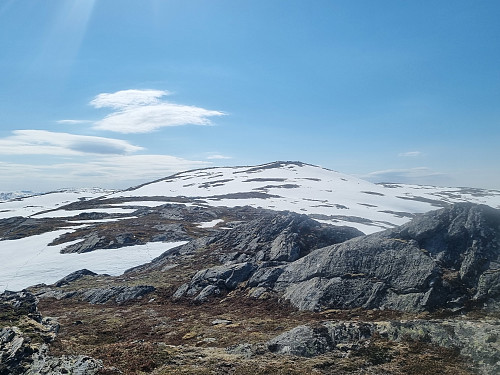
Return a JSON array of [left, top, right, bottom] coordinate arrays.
[[31, 207, 137, 219], [0, 188, 114, 219], [0, 229, 186, 292], [112, 162, 500, 234]]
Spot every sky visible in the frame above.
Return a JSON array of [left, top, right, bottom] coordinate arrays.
[[0, 0, 499, 191]]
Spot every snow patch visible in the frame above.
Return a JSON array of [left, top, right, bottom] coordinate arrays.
[[0, 229, 186, 292], [197, 219, 224, 228]]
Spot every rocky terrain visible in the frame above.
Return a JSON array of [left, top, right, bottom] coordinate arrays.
[[0, 203, 498, 374], [172, 203, 500, 314], [1, 162, 500, 374]]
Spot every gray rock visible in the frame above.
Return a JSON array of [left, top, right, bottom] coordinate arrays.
[[27, 350, 103, 375], [272, 203, 500, 312], [79, 285, 155, 304], [0, 291, 40, 320], [172, 212, 362, 300], [194, 285, 221, 302], [177, 262, 256, 300], [61, 232, 104, 253], [54, 269, 97, 287], [208, 212, 363, 263], [211, 319, 232, 325], [268, 321, 373, 357], [247, 266, 285, 288], [34, 289, 77, 300]]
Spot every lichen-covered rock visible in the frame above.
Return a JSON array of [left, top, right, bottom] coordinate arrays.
[[0, 326, 103, 375], [268, 321, 374, 357], [175, 262, 256, 300], [0, 291, 103, 374], [0, 291, 40, 321], [267, 319, 500, 375]]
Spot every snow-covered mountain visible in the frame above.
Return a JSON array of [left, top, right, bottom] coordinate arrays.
[[2, 161, 500, 232], [1, 161, 500, 291], [113, 161, 500, 234]]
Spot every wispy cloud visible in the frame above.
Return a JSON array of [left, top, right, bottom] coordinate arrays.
[[207, 154, 232, 160], [0, 155, 209, 190], [0, 130, 142, 156], [398, 151, 422, 157], [57, 119, 93, 125], [90, 89, 225, 133], [364, 167, 451, 186]]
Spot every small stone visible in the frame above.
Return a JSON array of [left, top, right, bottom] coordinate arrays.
[[211, 319, 232, 326], [182, 331, 197, 340]]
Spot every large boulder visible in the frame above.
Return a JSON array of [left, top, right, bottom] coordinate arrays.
[[272, 203, 500, 312]]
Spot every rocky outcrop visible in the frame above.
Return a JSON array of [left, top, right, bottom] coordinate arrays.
[[271, 203, 500, 312], [36, 285, 155, 304], [174, 203, 500, 313], [173, 262, 257, 302], [0, 291, 103, 375], [54, 269, 97, 287], [172, 212, 363, 300], [60, 231, 147, 253], [210, 211, 362, 263], [267, 321, 374, 357], [266, 319, 500, 375], [78, 285, 155, 304], [0, 291, 40, 321]]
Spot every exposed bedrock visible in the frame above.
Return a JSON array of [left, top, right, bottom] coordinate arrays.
[[172, 211, 363, 300], [176, 203, 500, 313]]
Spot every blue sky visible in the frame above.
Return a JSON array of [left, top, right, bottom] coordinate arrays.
[[0, 0, 499, 191]]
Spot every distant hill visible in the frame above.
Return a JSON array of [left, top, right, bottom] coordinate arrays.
[[0, 191, 37, 202]]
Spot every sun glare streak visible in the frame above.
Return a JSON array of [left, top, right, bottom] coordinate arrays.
[[29, 0, 96, 81]]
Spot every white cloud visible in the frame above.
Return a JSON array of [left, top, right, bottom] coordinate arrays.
[[90, 89, 169, 109], [90, 89, 225, 133], [398, 151, 422, 157], [0, 130, 142, 155], [206, 154, 232, 160], [364, 167, 451, 186]]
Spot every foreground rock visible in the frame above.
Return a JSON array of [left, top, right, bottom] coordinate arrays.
[[0, 291, 103, 374], [267, 318, 500, 375]]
